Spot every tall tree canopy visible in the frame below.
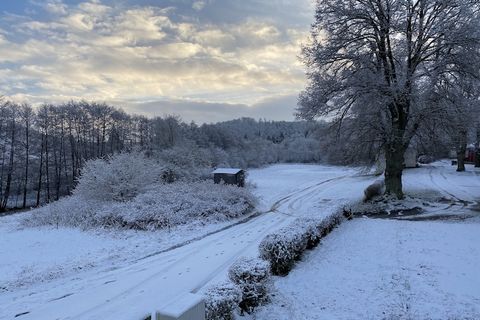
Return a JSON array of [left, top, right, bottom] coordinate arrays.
[[298, 0, 480, 198]]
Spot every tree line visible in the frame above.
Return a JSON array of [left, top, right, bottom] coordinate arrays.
[[1, 92, 476, 211], [0, 100, 325, 211]]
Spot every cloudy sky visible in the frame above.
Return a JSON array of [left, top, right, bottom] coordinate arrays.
[[0, 0, 314, 123]]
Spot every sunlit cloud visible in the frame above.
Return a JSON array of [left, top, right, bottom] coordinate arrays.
[[0, 0, 314, 122]]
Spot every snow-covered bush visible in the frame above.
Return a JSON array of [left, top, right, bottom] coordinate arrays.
[[259, 212, 346, 276], [99, 181, 256, 230], [317, 212, 344, 236], [74, 152, 165, 202], [204, 281, 241, 320], [228, 257, 271, 314], [291, 218, 322, 249], [258, 227, 307, 276], [156, 145, 213, 181], [25, 181, 256, 231], [22, 196, 101, 229]]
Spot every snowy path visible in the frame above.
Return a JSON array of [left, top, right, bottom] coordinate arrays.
[[0, 164, 373, 320]]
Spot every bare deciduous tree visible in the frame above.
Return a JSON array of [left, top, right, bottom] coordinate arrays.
[[297, 0, 480, 198]]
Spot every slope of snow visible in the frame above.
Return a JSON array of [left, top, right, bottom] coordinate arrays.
[[252, 162, 480, 320], [0, 164, 372, 319], [252, 218, 480, 320], [2, 161, 476, 319]]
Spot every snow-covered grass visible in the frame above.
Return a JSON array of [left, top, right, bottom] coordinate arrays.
[[1, 163, 366, 319], [250, 161, 480, 320], [2, 161, 477, 320], [252, 217, 480, 320]]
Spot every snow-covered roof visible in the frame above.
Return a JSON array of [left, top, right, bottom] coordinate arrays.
[[212, 168, 243, 174]]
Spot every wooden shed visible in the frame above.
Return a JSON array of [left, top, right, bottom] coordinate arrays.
[[212, 168, 245, 187]]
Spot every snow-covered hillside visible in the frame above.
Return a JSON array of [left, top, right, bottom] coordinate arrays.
[[0, 164, 372, 319], [0, 161, 478, 319], [252, 161, 480, 320]]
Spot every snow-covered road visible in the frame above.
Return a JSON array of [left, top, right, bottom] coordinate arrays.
[[0, 164, 373, 320]]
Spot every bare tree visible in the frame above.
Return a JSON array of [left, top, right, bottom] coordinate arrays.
[[297, 0, 480, 198], [0, 102, 17, 211], [19, 104, 33, 208]]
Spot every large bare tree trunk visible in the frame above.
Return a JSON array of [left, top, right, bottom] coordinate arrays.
[[384, 97, 409, 199], [384, 143, 405, 199], [456, 129, 467, 172]]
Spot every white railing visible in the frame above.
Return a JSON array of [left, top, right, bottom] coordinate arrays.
[[142, 293, 205, 320]]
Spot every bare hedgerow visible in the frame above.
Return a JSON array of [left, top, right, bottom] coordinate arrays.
[[228, 257, 271, 314]]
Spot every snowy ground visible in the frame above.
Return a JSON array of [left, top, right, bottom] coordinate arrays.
[[252, 161, 480, 320], [1, 161, 478, 319], [253, 218, 480, 320], [0, 164, 372, 319]]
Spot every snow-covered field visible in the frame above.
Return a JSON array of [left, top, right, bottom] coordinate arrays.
[[252, 161, 480, 320], [253, 217, 480, 320], [0, 164, 372, 319], [0, 161, 478, 319]]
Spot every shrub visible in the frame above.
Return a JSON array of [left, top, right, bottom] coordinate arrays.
[[259, 211, 346, 276], [24, 181, 256, 231], [204, 281, 241, 320], [22, 196, 101, 229], [258, 227, 307, 276], [228, 257, 271, 314], [74, 151, 165, 202], [292, 218, 322, 249]]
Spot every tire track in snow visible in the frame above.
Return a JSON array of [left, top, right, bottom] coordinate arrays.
[[8, 172, 364, 320], [41, 214, 287, 318], [429, 166, 479, 205], [269, 175, 350, 213], [90, 175, 353, 296], [428, 167, 464, 203]]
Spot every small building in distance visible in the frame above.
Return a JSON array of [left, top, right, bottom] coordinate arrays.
[[404, 148, 418, 168], [212, 168, 246, 187]]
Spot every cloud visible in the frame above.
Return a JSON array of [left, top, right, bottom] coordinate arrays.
[[1, 0, 313, 121], [192, 1, 208, 11], [31, 0, 68, 15], [124, 94, 298, 123]]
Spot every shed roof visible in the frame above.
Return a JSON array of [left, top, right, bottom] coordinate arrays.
[[212, 168, 243, 174]]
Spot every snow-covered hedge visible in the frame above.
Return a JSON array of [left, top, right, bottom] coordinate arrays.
[[204, 281, 241, 320], [228, 257, 271, 314], [258, 229, 306, 276], [259, 211, 345, 276], [24, 181, 256, 230]]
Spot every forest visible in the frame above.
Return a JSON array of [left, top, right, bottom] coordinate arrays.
[[0, 100, 327, 211]]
